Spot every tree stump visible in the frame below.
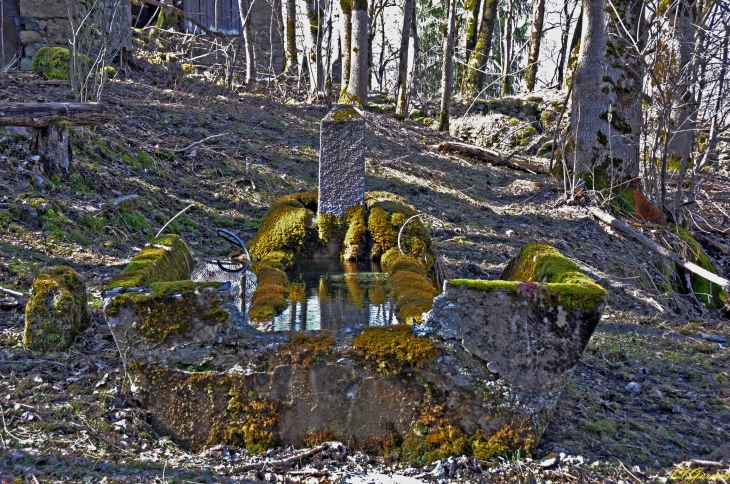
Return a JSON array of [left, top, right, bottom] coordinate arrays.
[[31, 122, 71, 176]]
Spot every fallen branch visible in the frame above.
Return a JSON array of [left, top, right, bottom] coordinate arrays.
[[0, 286, 26, 298], [589, 207, 730, 304], [234, 442, 340, 471], [128, 0, 228, 40], [171, 133, 229, 153], [692, 221, 730, 236], [435, 141, 545, 174], [694, 232, 730, 257], [156, 203, 196, 237]]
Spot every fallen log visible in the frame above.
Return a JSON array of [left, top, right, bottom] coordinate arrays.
[[0, 102, 113, 128], [589, 207, 730, 306], [0, 102, 114, 177], [435, 141, 546, 174]]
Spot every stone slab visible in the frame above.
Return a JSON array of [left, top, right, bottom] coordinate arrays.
[[318, 105, 365, 217]]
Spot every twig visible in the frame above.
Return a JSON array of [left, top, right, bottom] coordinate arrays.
[[234, 442, 338, 471], [0, 404, 20, 441], [155, 203, 196, 237], [128, 0, 228, 40], [618, 459, 644, 484], [0, 286, 25, 298], [170, 133, 229, 153]]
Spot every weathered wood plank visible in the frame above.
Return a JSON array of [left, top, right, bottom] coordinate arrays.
[[0, 102, 114, 127]]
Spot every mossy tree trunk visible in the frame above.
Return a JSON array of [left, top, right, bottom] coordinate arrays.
[[284, 0, 298, 73], [238, 0, 257, 84], [339, 0, 352, 94], [556, 0, 578, 88], [438, 0, 456, 132], [567, 0, 646, 191], [304, 0, 324, 92], [461, 0, 499, 98], [459, 0, 481, 90], [525, 0, 545, 92], [342, 0, 368, 105], [395, 0, 415, 118]]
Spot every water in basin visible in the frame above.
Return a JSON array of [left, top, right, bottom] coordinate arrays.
[[268, 259, 399, 331]]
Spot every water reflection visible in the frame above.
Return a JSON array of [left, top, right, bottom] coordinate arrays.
[[271, 259, 398, 331]]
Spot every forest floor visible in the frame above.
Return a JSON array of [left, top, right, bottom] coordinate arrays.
[[0, 64, 729, 483]]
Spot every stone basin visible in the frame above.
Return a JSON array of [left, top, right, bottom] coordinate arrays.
[[103, 191, 607, 463]]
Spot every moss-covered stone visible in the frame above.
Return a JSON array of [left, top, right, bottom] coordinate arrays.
[[247, 196, 315, 261], [249, 263, 289, 322], [450, 243, 607, 313], [24, 266, 90, 353], [105, 280, 226, 341], [381, 249, 439, 323], [673, 225, 728, 308], [107, 234, 192, 289], [400, 403, 470, 465], [279, 333, 335, 366], [32, 47, 71, 80], [352, 325, 437, 375]]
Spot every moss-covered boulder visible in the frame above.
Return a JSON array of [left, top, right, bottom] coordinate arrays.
[[32, 47, 71, 80], [24, 266, 90, 352], [673, 225, 728, 309], [107, 234, 193, 290]]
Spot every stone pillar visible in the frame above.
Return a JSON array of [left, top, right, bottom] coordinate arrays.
[[318, 105, 365, 217]]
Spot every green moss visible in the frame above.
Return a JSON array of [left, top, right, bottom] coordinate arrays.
[[107, 234, 193, 289], [673, 225, 728, 308], [0, 211, 11, 229], [24, 266, 90, 353], [247, 197, 314, 261], [471, 418, 536, 459], [105, 280, 225, 341], [101, 66, 117, 79], [338, 90, 364, 107], [367, 206, 398, 258], [451, 244, 607, 313], [279, 333, 335, 366], [352, 325, 437, 375], [249, 263, 289, 322], [400, 404, 470, 465], [212, 380, 279, 452], [327, 105, 362, 122], [32, 47, 71, 80]]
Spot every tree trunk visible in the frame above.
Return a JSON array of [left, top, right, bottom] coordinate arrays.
[[461, 0, 498, 98], [395, 0, 414, 118], [556, 0, 576, 88], [525, 0, 545, 91], [366, 0, 379, 89], [406, 3, 419, 103], [460, 0, 482, 86], [563, 6, 582, 87], [238, 0, 257, 84], [304, 0, 324, 92], [323, 0, 335, 88], [342, 0, 368, 104], [339, 0, 352, 94], [438, 0, 456, 132], [284, 0, 298, 73], [501, 0, 514, 95], [0, 102, 113, 127], [567, 0, 646, 190]]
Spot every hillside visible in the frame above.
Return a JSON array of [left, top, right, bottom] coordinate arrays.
[[0, 68, 729, 483]]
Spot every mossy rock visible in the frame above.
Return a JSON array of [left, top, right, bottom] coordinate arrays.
[[107, 234, 193, 289], [32, 47, 71, 80], [451, 243, 607, 313], [24, 266, 90, 353], [352, 325, 437, 375]]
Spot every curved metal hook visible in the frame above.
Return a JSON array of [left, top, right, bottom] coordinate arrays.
[[215, 228, 252, 273]]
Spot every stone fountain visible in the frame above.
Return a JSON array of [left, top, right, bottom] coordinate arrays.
[[103, 105, 606, 461]]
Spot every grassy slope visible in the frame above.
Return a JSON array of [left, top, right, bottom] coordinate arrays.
[[0, 69, 729, 482]]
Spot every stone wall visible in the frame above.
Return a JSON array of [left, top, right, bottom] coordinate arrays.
[[11, 0, 282, 74], [14, 0, 130, 71]]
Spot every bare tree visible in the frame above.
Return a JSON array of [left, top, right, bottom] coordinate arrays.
[[303, 0, 324, 92], [438, 0, 456, 131], [525, 0, 545, 91], [339, 0, 352, 94], [395, 0, 414, 118], [238, 0, 257, 84], [341, 0, 368, 104], [501, 0, 515, 95], [406, 2, 419, 102], [284, 0, 298, 73]]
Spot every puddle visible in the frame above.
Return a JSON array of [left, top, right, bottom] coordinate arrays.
[[266, 259, 399, 331]]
